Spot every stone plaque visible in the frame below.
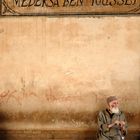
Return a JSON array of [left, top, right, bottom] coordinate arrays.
[[0, 0, 140, 15]]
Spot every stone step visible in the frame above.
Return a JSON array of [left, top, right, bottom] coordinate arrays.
[[0, 130, 139, 140]]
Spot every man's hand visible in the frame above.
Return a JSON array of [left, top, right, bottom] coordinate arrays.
[[108, 120, 124, 128], [119, 121, 125, 128], [114, 120, 120, 125], [108, 120, 119, 128]]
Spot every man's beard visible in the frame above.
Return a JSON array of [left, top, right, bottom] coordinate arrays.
[[111, 107, 119, 114]]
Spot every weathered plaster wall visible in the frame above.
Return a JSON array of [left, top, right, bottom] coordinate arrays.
[[0, 17, 139, 131]]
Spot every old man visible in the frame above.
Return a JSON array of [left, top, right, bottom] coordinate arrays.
[[97, 96, 127, 140]]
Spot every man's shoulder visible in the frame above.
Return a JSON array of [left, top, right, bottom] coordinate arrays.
[[99, 109, 125, 115], [119, 110, 126, 115], [98, 109, 107, 115]]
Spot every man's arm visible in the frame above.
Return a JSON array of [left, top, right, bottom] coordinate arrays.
[[120, 112, 128, 136], [98, 111, 110, 132], [108, 120, 120, 128]]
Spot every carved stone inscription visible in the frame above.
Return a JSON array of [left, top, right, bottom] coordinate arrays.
[[1, 0, 140, 15]]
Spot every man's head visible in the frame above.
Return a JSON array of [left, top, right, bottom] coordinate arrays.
[[107, 96, 119, 114]]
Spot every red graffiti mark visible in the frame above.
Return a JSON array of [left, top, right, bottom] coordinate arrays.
[[0, 90, 9, 98], [42, 92, 84, 102], [0, 90, 23, 105]]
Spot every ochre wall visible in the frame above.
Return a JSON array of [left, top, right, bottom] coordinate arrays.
[[0, 17, 139, 131]]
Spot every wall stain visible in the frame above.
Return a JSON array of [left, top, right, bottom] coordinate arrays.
[[0, 29, 4, 34]]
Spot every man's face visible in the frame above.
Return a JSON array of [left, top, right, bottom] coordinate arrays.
[[109, 100, 119, 109], [109, 100, 119, 113]]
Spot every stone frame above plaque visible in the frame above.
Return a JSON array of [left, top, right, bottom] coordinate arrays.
[[0, 0, 140, 16]]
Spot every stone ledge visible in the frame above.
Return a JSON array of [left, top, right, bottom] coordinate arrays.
[[0, 129, 139, 140]]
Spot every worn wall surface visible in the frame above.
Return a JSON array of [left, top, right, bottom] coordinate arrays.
[[0, 17, 140, 132]]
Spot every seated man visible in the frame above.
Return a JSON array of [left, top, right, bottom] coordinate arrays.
[[97, 96, 127, 140]]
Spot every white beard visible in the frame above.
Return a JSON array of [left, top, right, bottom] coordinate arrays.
[[111, 107, 119, 114]]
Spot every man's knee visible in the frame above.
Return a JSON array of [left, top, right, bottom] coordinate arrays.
[[113, 135, 122, 140]]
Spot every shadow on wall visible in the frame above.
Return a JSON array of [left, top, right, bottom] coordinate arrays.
[[0, 110, 139, 140]]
